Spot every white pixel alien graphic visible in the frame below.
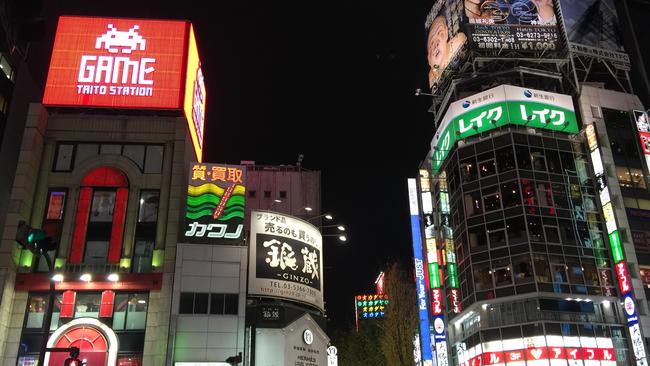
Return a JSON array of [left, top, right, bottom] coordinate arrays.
[[95, 24, 146, 54]]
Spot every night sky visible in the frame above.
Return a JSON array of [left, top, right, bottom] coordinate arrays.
[[29, 0, 650, 333], [27, 1, 436, 331]]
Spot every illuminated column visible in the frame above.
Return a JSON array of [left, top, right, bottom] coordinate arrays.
[[586, 123, 648, 365], [408, 178, 435, 366]]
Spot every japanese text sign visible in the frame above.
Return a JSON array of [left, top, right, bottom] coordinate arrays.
[[183, 163, 246, 244], [249, 210, 324, 311]]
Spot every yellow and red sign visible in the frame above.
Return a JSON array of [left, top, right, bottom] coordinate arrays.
[[42, 16, 207, 161]]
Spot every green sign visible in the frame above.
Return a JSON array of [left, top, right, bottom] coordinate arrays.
[[609, 230, 625, 263], [431, 85, 579, 174], [429, 262, 440, 288]]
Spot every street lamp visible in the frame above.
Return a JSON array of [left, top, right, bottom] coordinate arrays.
[[307, 213, 334, 223]]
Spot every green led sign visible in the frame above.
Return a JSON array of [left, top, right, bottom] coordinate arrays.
[[431, 85, 579, 174]]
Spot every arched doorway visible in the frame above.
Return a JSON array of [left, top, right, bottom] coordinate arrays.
[[44, 318, 118, 366]]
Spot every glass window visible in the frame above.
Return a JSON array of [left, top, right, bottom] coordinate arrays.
[[54, 144, 74, 171], [482, 186, 501, 212], [144, 145, 163, 174], [630, 168, 646, 189], [473, 262, 492, 291], [521, 179, 536, 205], [552, 183, 569, 209], [501, 181, 520, 208], [506, 216, 527, 244], [468, 225, 487, 250], [488, 229, 507, 249], [527, 216, 544, 242], [113, 293, 128, 330], [0, 53, 14, 81], [90, 191, 116, 222], [534, 254, 551, 282], [479, 159, 496, 178], [512, 255, 533, 284], [544, 225, 560, 243], [138, 191, 159, 223], [210, 294, 225, 315], [25, 295, 48, 328], [46, 191, 66, 220], [126, 293, 148, 329], [546, 149, 562, 173], [224, 294, 238, 315], [279, 191, 287, 198], [123, 145, 145, 170], [551, 263, 568, 284], [560, 151, 576, 172], [75, 144, 99, 168], [559, 219, 576, 244], [567, 259, 584, 285], [194, 293, 209, 314], [531, 149, 547, 171], [493, 266, 513, 287], [132, 241, 153, 273], [248, 190, 256, 198], [179, 293, 194, 314], [75, 293, 101, 318], [460, 158, 478, 182], [516, 146, 532, 170], [264, 191, 271, 198], [496, 147, 515, 173], [537, 182, 553, 207], [464, 191, 482, 216]]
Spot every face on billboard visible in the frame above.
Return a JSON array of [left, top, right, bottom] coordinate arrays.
[[463, 0, 559, 54], [183, 163, 246, 244], [426, 2, 466, 90], [43, 16, 189, 109]]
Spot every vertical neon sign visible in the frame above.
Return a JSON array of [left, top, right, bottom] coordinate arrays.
[[586, 123, 648, 365], [408, 178, 434, 366]]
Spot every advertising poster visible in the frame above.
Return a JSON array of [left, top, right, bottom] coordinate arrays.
[[183, 163, 246, 244], [557, 0, 629, 65], [426, 0, 467, 90], [464, 0, 560, 54], [431, 85, 578, 174], [248, 210, 324, 311]]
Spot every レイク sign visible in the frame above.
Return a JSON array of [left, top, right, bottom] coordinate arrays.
[[430, 85, 578, 174]]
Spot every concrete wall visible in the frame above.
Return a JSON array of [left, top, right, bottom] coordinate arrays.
[[171, 244, 248, 364]]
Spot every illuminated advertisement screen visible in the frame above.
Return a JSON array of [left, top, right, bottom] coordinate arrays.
[[248, 210, 324, 311], [426, 0, 467, 90], [183, 25, 206, 163], [183, 163, 246, 244], [355, 294, 389, 319], [464, 0, 559, 54], [431, 85, 578, 174], [407, 178, 434, 366], [557, 0, 629, 65], [633, 110, 650, 175], [43, 16, 188, 109]]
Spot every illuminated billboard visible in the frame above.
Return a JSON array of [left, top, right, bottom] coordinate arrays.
[[183, 25, 206, 163], [426, 0, 467, 90], [464, 0, 559, 54], [42, 16, 206, 161], [633, 110, 650, 176], [248, 210, 324, 311], [355, 294, 389, 319], [183, 163, 246, 244], [557, 0, 629, 65], [431, 85, 578, 174]]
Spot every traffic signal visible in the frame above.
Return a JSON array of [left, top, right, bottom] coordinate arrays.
[[15, 220, 56, 253]]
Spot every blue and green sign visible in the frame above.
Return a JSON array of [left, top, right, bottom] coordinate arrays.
[[431, 85, 578, 174]]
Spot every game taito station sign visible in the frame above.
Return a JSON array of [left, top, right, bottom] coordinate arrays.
[[431, 85, 578, 174]]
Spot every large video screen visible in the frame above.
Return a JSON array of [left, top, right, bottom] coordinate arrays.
[[464, 0, 560, 54]]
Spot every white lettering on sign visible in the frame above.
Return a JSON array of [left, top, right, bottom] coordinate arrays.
[[76, 23, 157, 97], [184, 222, 243, 239]]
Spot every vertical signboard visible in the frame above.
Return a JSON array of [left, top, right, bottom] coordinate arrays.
[[248, 210, 324, 311], [585, 124, 648, 365], [633, 110, 650, 179], [463, 0, 560, 54], [183, 163, 246, 244], [426, 0, 467, 90], [183, 24, 206, 162], [408, 178, 434, 366], [557, 0, 629, 65]]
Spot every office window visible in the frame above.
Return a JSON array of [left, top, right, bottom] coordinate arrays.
[[181, 292, 238, 315], [25, 295, 48, 328], [75, 144, 99, 168], [248, 190, 256, 198], [123, 145, 145, 170], [100, 144, 122, 155], [496, 147, 515, 172], [144, 145, 163, 174], [75, 293, 101, 318], [501, 181, 520, 208], [210, 293, 239, 315], [512, 255, 533, 284], [279, 191, 287, 199], [54, 144, 74, 171], [113, 293, 148, 330], [264, 191, 271, 198], [138, 191, 159, 223]]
